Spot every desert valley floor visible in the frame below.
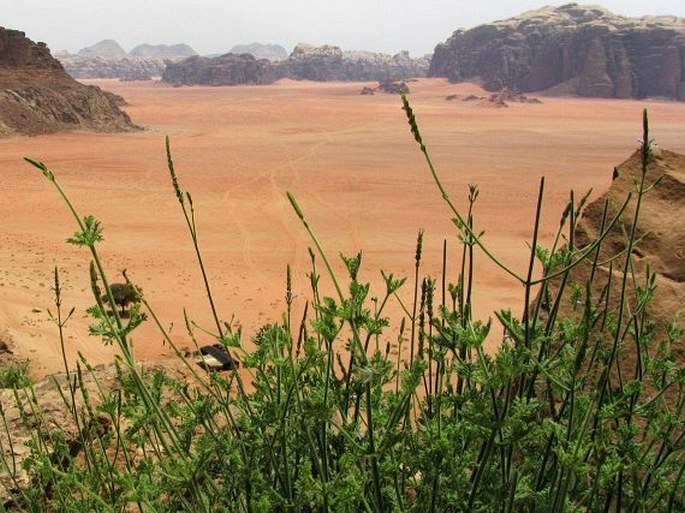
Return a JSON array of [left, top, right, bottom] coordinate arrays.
[[1, 78, 684, 378]]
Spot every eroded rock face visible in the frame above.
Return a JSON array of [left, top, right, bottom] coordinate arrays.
[[429, 4, 685, 100], [553, 147, 685, 383], [0, 28, 61, 69], [0, 27, 138, 137]]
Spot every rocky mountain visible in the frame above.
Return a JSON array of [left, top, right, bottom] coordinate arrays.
[[229, 42, 289, 62], [429, 3, 685, 100], [129, 43, 196, 59], [58, 40, 198, 80], [162, 53, 276, 86], [162, 43, 429, 86], [0, 27, 138, 137], [78, 39, 128, 59]]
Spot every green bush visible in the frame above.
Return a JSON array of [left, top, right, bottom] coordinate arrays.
[[0, 361, 31, 389]]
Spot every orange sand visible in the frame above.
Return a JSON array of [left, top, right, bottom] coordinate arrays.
[[1, 78, 683, 378]]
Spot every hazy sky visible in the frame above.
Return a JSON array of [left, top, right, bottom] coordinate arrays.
[[5, 1, 685, 56]]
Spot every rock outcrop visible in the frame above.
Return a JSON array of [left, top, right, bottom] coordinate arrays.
[[229, 42, 289, 62], [552, 147, 685, 383], [162, 44, 429, 86], [58, 40, 197, 80], [429, 3, 685, 100], [0, 27, 138, 137], [279, 44, 429, 82], [162, 53, 276, 86]]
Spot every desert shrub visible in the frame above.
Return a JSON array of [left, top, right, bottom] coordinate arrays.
[[0, 361, 31, 389], [101, 282, 140, 315], [1, 104, 682, 512]]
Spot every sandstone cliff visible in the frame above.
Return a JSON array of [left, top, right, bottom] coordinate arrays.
[[429, 3, 685, 100], [0, 28, 138, 137]]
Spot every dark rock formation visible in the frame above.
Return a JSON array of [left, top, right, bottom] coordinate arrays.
[[162, 53, 276, 86], [429, 4, 685, 100], [229, 42, 289, 62], [377, 80, 410, 94], [0, 29, 61, 69], [359, 81, 410, 95], [0, 27, 138, 137]]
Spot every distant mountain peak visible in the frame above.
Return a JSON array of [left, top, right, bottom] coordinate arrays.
[[78, 39, 127, 59]]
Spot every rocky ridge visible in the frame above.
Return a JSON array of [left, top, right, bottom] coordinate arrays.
[[429, 3, 685, 100], [229, 42, 289, 61], [0, 27, 138, 137], [58, 40, 197, 80], [162, 43, 429, 86]]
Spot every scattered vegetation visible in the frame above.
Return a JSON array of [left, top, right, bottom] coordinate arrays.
[[0, 102, 682, 512]]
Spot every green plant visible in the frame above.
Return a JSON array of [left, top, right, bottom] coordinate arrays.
[[0, 361, 31, 389]]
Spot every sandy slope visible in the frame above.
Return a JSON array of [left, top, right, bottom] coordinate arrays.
[[1, 78, 683, 379]]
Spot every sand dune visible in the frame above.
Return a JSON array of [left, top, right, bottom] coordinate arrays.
[[1, 78, 684, 378]]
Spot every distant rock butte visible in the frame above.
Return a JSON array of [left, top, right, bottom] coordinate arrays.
[[0, 27, 138, 137], [229, 42, 289, 62], [162, 53, 275, 86], [162, 43, 429, 86], [429, 3, 685, 100], [129, 43, 196, 59]]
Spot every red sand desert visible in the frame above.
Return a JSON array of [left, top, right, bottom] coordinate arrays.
[[1, 78, 684, 378]]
